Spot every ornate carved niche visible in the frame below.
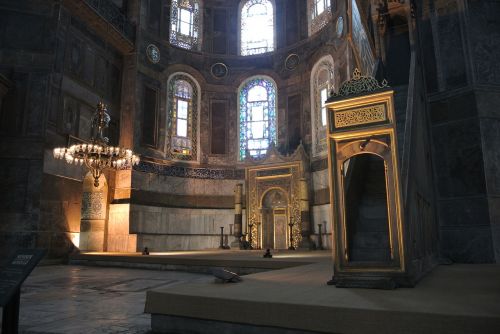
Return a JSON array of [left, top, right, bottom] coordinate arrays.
[[244, 143, 309, 250]]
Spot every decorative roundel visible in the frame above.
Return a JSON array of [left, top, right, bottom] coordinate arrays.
[[210, 62, 228, 78], [146, 44, 160, 64], [336, 16, 344, 37], [285, 53, 300, 71]]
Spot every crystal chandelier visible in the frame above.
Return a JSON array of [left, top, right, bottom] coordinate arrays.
[[53, 102, 139, 187]]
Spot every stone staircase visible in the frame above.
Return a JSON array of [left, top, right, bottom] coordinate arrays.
[[347, 154, 391, 262]]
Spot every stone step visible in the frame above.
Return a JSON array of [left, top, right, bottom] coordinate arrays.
[[349, 248, 391, 262], [351, 231, 390, 249]]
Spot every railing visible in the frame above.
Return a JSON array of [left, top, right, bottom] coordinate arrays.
[[84, 0, 135, 43], [400, 50, 417, 201]]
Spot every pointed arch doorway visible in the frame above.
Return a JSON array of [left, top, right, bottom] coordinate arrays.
[[261, 189, 289, 249]]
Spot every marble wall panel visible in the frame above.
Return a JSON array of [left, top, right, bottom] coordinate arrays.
[[440, 226, 495, 263], [312, 169, 329, 191], [468, 0, 500, 86], [431, 119, 486, 197], [437, 197, 490, 228], [131, 205, 234, 239], [474, 91, 500, 119], [43, 149, 87, 182], [137, 234, 237, 251], [311, 204, 331, 232], [132, 172, 243, 197], [491, 223, 500, 263], [480, 118, 500, 196]]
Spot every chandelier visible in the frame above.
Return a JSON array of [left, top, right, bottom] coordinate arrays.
[[53, 102, 139, 187]]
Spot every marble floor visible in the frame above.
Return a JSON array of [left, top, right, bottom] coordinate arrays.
[[1, 265, 212, 334]]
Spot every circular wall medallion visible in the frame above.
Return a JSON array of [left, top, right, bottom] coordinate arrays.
[[285, 53, 300, 71], [336, 16, 344, 37], [146, 44, 160, 64], [210, 62, 228, 78]]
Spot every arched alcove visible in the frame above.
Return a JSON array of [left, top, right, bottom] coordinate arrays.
[[261, 188, 289, 249]]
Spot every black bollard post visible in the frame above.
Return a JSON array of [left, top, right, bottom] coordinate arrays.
[[288, 222, 295, 250], [256, 223, 261, 250], [248, 224, 254, 249], [219, 227, 225, 249], [318, 223, 324, 250]]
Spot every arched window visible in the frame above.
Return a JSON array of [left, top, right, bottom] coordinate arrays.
[[240, 0, 274, 55], [239, 77, 277, 159], [170, 0, 201, 51], [167, 74, 199, 161], [308, 0, 332, 35], [311, 56, 334, 156]]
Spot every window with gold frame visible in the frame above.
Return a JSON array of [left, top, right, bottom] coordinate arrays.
[[308, 0, 332, 36], [170, 0, 201, 51], [310, 56, 334, 157], [167, 74, 198, 160]]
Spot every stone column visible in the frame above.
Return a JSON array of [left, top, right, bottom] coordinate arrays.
[[299, 177, 313, 249], [106, 0, 139, 251], [231, 183, 243, 248], [79, 173, 108, 251]]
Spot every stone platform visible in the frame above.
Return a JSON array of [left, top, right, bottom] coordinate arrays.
[[138, 252, 500, 334], [70, 249, 331, 275]]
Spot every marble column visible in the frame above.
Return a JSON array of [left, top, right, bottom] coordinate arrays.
[[79, 173, 108, 251], [231, 184, 243, 248], [299, 177, 313, 249]]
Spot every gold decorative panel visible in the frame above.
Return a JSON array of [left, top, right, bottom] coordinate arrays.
[[246, 162, 302, 249], [325, 88, 407, 285], [334, 103, 387, 128]]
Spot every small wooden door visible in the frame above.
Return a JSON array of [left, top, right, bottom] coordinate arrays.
[[274, 213, 288, 249]]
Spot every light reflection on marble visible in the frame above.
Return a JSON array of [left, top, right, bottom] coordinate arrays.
[[6, 265, 211, 333]]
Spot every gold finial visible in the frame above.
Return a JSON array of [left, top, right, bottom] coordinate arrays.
[[353, 68, 361, 80]]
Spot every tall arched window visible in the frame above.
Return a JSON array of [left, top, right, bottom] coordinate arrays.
[[311, 56, 334, 157], [240, 0, 274, 55], [170, 0, 201, 51], [239, 77, 277, 159], [308, 0, 332, 36], [167, 73, 199, 161]]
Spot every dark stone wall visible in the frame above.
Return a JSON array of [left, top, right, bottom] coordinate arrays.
[[0, 0, 57, 257], [421, 0, 500, 262], [469, 0, 500, 262], [0, 0, 124, 259]]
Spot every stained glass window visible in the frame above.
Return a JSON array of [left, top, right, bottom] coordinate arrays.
[[239, 77, 277, 159], [308, 0, 332, 35], [167, 74, 198, 160], [240, 0, 274, 55], [311, 57, 334, 156], [170, 0, 201, 51]]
